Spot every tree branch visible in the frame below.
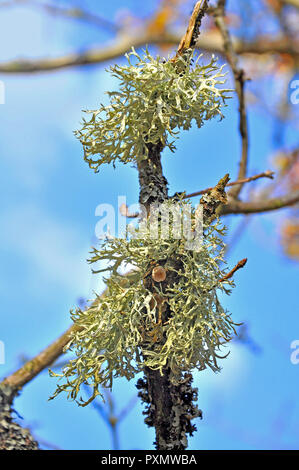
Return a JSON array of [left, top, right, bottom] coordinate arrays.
[[3, 190, 297, 393], [0, 32, 298, 74], [174, 0, 209, 56], [137, 2, 211, 451], [220, 190, 299, 215], [0, 274, 131, 394], [1, 324, 79, 392], [214, 0, 249, 199], [185, 171, 274, 199]]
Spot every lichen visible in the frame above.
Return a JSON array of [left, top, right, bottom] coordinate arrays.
[[50, 46, 236, 409], [75, 47, 231, 172], [50, 205, 238, 406]]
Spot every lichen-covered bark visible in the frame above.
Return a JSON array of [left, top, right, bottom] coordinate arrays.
[[0, 385, 39, 450], [136, 142, 203, 450], [136, 144, 230, 449], [199, 173, 230, 223], [137, 142, 168, 208], [137, 370, 202, 450]]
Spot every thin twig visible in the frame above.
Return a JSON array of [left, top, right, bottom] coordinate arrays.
[[214, 0, 249, 199], [119, 172, 275, 220], [118, 172, 298, 220], [185, 171, 274, 199], [174, 0, 209, 57], [117, 395, 138, 423]]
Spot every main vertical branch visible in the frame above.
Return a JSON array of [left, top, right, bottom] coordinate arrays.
[[136, 138, 230, 449], [135, 1, 211, 450], [137, 142, 168, 208], [136, 140, 202, 449]]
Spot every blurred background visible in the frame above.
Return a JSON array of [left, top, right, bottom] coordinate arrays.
[[0, 0, 298, 450]]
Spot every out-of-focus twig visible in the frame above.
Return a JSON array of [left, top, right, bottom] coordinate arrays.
[[84, 384, 137, 450], [0, 30, 298, 74], [121, 171, 275, 220], [0, 0, 119, 32], [221, 189, 299, 215], [214, 0, 249, 199]]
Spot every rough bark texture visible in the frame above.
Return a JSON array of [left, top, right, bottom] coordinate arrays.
[[136, 142, 202, 450], [200, 173, 230, 223], [0, 384, 39, 450], [136, 144, 230, 449], [137, 142, 168, 208], [137, 371, 201, 450]]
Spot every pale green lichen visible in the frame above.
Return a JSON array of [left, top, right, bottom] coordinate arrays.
[[50, 48, 236, 407], [50, 206, 238, 406], [75, 48, 231, 172]]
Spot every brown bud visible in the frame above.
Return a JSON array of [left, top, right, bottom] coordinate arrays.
[[152, 266, 166, 282]]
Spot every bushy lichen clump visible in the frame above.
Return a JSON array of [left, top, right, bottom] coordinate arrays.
[[50, 48, 235, 407], [50, 209, 238, 406], [75, 48, 230, 172]]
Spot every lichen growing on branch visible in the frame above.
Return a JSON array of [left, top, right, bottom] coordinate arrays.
[[49, 45, 237, 409], [75, 47, 231, 172], [50, 207, 238, 406]]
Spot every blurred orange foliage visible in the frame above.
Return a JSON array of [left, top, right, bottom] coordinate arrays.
[[266, 0, 282, 13], [281, 221, 299, 259], [147, 0, 185, 36], [274, 149, 299, 260]]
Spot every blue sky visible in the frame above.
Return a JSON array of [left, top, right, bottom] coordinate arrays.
[[0, 1, 298, 450]]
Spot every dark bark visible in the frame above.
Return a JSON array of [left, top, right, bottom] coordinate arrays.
[[0, 384, 39, 450], [137, 142, 168, 208], [136, 143, 230, 449], [136, 142, 202, 450], [137, 371, 201, 450]]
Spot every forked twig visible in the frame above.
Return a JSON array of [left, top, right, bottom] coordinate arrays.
[[185, 171, 274, 199]]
